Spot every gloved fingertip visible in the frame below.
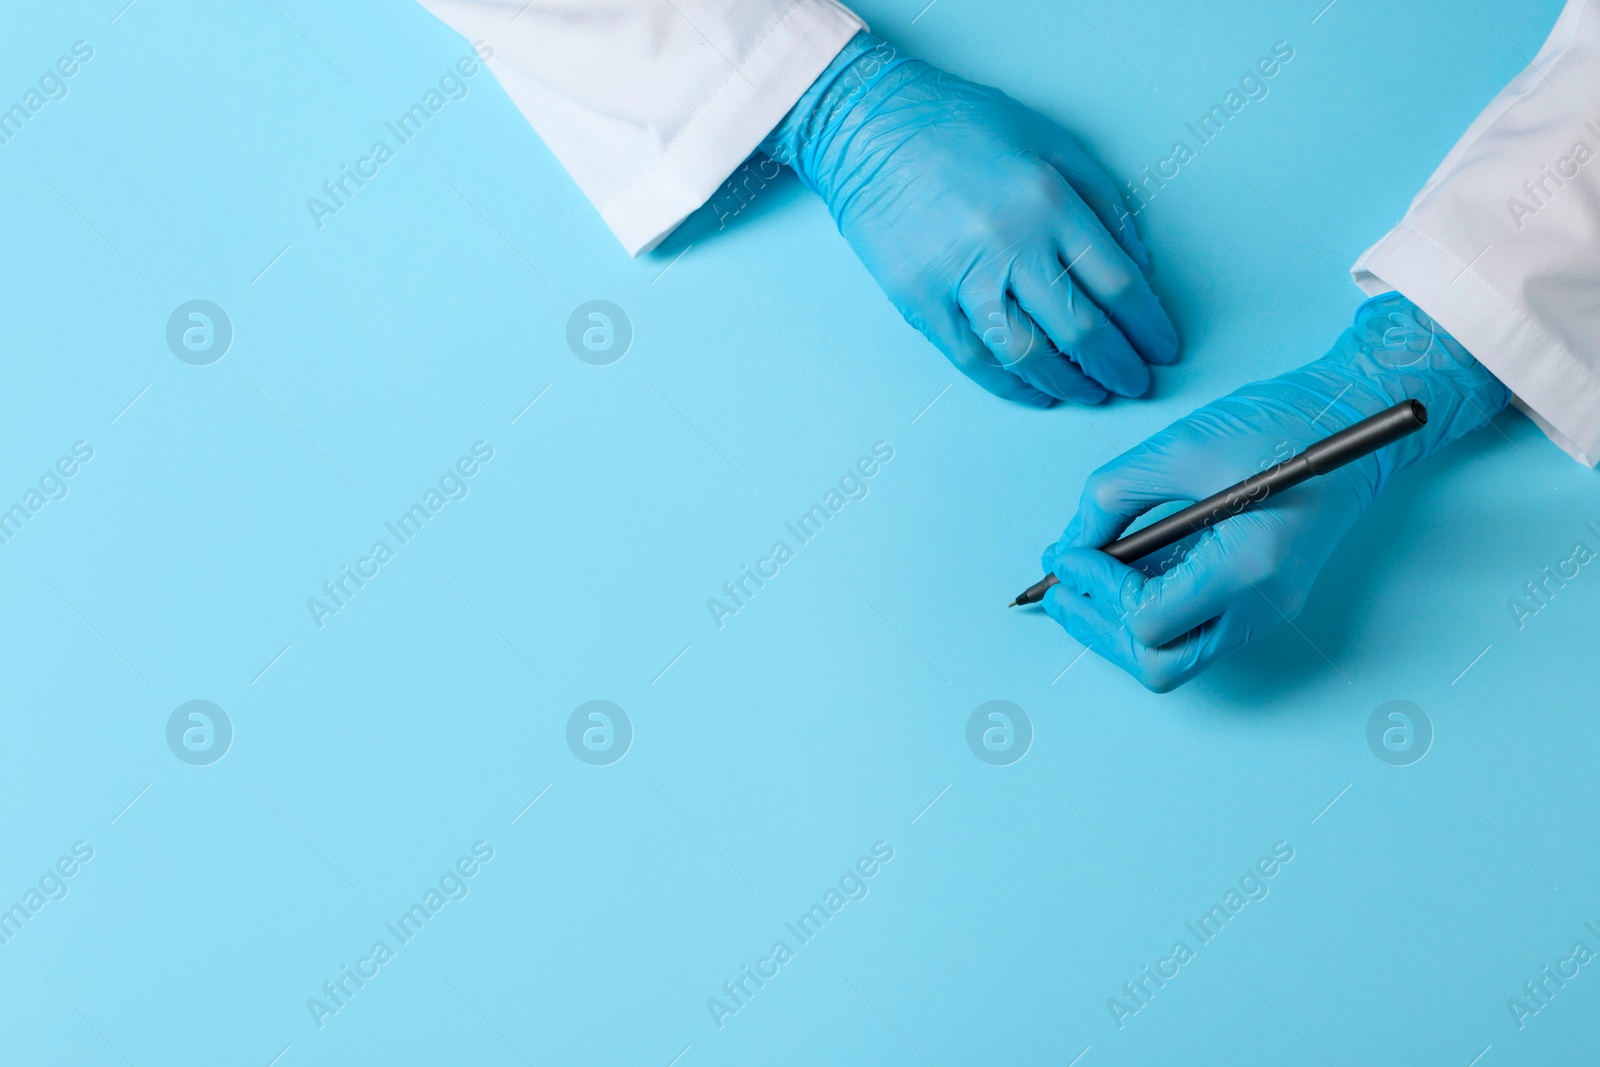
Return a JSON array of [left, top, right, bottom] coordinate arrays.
[[1016, 359, 1108, 407], [1145, 316, 1182, 366], [963, 362, 1055, 408], [1069, 331, 1152, 401], [1106, 358, 1153, 400], [991, 371, 1057, 409], [1157, 343, 1182, 367]]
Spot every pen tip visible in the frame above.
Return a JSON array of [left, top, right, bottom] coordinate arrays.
[[1007, 599, 1019, 608]]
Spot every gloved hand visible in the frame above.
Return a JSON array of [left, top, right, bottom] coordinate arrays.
[[1040, 292, 1510, 691], [760, 32, 1179, 407]]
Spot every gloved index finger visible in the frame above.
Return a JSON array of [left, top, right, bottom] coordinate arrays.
[[1045, 445, 1187, 564]]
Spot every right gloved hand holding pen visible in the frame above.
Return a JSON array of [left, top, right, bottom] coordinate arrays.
[[1039, 293, 1510, 692]]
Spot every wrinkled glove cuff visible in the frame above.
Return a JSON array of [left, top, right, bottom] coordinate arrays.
[[1235, 292, 1509, 501], [758, 31, 908, 188]]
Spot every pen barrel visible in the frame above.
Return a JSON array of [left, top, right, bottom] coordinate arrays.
[[1103, 459, 1313, 563], [1102, 400, 1428, 565], [1300, 398, 1427, 474]]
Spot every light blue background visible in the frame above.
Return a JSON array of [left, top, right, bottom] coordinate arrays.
[[0, 0, 1592, 1064]]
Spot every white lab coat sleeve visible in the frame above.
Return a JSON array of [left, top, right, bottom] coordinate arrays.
[[413, 0, 864, 255], [1350, 0, 1600, 466]]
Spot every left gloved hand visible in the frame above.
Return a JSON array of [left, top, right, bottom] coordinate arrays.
[[1039, 293, 1509, 692], [761, 32, 1179, 407]]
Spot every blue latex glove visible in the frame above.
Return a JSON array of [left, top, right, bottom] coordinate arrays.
[[760, 32, 1179, 407], [1040, 293, 1510, 691]]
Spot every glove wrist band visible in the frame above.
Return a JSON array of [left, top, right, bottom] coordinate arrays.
[[759, 32, 908, 184], [1233, 293, 1510, 500]]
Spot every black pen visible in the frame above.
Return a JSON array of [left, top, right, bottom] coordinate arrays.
[[1010, 400, 1429, 607]]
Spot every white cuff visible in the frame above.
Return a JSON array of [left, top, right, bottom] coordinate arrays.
[[605, 1, 863, 255], [1352, 221, 1600, 467]]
